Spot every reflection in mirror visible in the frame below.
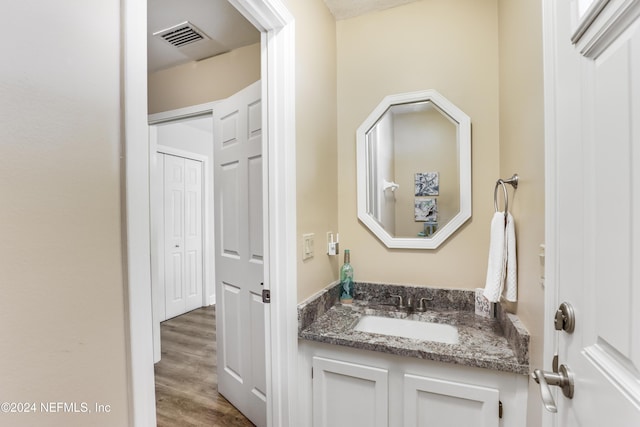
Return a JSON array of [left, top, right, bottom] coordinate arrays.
[[357, 90, 471, 249], [366, 101, 459, 237]]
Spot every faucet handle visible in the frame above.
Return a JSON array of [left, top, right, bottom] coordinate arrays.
[[391, 294, 407, 309], [414, 297, 433, 312]]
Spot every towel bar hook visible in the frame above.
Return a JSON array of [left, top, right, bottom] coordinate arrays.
[[494, 174, 518, 214]]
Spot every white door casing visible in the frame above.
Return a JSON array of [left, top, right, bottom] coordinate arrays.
[[123, 0, 296, 425], [163, 154, 204, 320], [214, 81, 267, 426], [543, 0, 640, 425]]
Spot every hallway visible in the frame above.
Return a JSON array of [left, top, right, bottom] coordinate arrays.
[[154, 306, 254, 427]]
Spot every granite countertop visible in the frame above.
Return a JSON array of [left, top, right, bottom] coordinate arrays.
[[298, 282, 530, 375]]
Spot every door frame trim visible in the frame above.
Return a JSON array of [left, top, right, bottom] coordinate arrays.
[[122, 0, 297, 425], [542, 0, 562, 425]]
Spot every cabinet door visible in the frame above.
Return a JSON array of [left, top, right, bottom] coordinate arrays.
[[403, 373, 499, 427], [313, 356, 388, 427]]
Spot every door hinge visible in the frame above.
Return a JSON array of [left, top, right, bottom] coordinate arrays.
[[499, 401, 503, 419], [262, 289, 271, 303]]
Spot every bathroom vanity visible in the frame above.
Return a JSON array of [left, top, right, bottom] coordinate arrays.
[[297, 283, 530, 427]]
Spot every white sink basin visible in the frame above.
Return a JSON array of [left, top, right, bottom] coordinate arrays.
[[354, 315, 459, 344]]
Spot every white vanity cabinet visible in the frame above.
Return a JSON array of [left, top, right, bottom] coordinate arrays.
[[299, 341, 528, 427]]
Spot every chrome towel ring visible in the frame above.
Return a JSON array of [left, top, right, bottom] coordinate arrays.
[[494, 174, 519, 215]]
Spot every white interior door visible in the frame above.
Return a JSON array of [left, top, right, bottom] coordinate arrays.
[[543, 0, 640, 425], [183, 158, 204, 312], [214, 80, 266, 426], [164, 154, 203, 320]]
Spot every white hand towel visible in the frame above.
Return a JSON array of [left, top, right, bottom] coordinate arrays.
[[483, 212, 507, 303], [483, 212, 518, 303], [505, 212, 518, 302]]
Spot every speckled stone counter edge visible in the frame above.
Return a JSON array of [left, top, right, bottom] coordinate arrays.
[[496, 303, 530, 365], [298, 281, 530, 367], [297, 281, 341, 335]]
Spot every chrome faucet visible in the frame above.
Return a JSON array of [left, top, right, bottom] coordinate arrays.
[[391, 294, 433, 311]]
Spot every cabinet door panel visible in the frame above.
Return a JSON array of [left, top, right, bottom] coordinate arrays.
[[313, 356, 388, 427], [404, 373, 499, 427]]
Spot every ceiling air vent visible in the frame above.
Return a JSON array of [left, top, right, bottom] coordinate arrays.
[[153, 21, 210, 48]]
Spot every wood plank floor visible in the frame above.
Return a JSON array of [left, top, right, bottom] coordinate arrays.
[[154, 306, 254, 427]]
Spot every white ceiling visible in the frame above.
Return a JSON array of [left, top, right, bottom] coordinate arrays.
[[147, 0, 260, 73], [147, 0, 420, 73]]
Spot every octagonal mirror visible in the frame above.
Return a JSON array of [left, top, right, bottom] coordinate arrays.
[[356, 89, 471, 249]]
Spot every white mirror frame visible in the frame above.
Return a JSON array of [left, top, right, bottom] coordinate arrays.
[[356, 89, 471, 249]]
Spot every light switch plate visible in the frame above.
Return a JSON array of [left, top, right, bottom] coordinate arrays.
[[302, 233, 314, 260]]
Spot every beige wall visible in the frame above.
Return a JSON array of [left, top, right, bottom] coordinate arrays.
[[0, 1, 129, 426], [498, 0, 545, 425], [148, 43, 261, 114], [285, 0, 340, 301], [336, 0, 500, 288]]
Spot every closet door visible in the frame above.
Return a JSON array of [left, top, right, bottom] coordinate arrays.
[[183, 158, 203, 313], [164, 154, 203, 319]]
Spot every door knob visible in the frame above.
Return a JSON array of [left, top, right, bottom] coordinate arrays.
[[531, 364, 574, 413]]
